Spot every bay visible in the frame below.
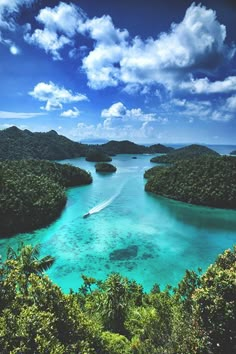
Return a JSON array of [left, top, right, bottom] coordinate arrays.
[[0, 152, 236, 292]]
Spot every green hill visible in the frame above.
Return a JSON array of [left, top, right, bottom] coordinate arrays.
[[151, 144, 219, 163], [0, 127, 174, 160], [145, 155, 236, 209], [86, 150, 112, 162], [95, 162, 117, 173], [102, 140, 173, 155], [0, 126, 87, 160], [0, 160, 92, 236]]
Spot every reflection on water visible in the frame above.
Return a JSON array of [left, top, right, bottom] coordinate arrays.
[[0, 154, 236, 292]]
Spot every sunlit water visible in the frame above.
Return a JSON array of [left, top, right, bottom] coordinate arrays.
[[1, 152, 236, 292]]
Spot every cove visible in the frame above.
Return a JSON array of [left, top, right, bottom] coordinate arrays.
[[1, 154, 236, 292]]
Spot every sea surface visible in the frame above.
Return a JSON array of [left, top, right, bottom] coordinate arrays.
[[0, 146, 236, 292]]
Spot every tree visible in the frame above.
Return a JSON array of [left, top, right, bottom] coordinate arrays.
[[6, 243, 55, 296], [101, 274, 128, 334]]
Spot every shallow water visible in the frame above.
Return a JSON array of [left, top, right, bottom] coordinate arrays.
[[1, 154, 236, 292]]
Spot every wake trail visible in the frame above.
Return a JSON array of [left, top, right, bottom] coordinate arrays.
[[84, 181, 127, 217]]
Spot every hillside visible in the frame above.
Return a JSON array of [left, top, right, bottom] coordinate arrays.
[[95, 162, 117, 173], [0, 160, 92, 236], [102, 140, 173, 155], [151, 144, 219, 163], [0, 127, 173, 160], [0, 126, 87, 160], [0, 243, 235, 353], [145, 155, 236, 209]]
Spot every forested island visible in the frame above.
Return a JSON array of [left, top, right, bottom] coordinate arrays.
[[0, 243, 235, 353], [150, 144, 219, 163], [145, 155, 236, 209], [95, 162, 117, 173], [0, 126, 173, 160], [101, 140, 173, 155], [86, 150, 112, 162], [0, 160, 92, 236]]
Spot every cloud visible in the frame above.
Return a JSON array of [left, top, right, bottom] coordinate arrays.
[[24, 2, 85, 60], [23, 2, 235, 94], [180, 76, 236, 94], [0, 0, 33, 54], [101, 102, 162, 125], [101, 102, 127, 118], [0, 0, 33, 30], [226, 95, 236, 111], [0, 111, 46, 119], [69, 101, 167, 141], [80, 3, 232, 90], [60, 107, 80, 118], [170, 97, 235, 122], [24, 29, 72, 61], [29, 81, 88, 111]]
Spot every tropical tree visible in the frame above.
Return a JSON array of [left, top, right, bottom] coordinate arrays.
[[6, 243, 55, 295]]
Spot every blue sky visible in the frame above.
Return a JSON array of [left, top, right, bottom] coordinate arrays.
[[0, 0, 236, 144]]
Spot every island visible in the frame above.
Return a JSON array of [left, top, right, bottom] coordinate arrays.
[[0, 126, 174, 161], [145, 155, 236, 209], [85, 150, 112, 162], [0, 160, 92, 236], [101, 140, 173, 155], [95, 162, 117, 173], [150, 144, 219, 163]]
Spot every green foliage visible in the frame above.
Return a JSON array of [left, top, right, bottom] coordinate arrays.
[[0, 126, 88, 160], [0, 126, 173, 161], [0, 160, 92, 235], [0, 244, 235, 353], [145, 155, 236, 209], [151, 144, 219, 163], [95, 162, 117, 173], [192, 247, 236, 354], [86, 149, 112, 162], [101, 140, 173, 155]]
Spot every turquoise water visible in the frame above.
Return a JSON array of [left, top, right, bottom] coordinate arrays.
[[1, 154, 236, 292]]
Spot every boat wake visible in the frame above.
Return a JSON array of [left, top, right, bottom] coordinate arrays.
[[83, 183, 125, 218]]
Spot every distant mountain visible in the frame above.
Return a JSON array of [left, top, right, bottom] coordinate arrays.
[[101, 140, 173, 155], [0, 126, 174, 160], [0, 126, 87, 160], [151, 144, 219, 163]]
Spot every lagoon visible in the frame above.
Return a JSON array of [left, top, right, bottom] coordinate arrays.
[[1, 153, 236, 292]]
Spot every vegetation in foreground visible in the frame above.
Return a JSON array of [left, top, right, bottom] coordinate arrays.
[[0, 243, 235, 353], [145, 155, 236, 209], [0, 160, 92, 236], [95, 162, 117, 173], [150, 144, 219, 163]]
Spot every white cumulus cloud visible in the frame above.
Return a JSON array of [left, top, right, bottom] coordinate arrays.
[[23, 2, 235, 93], [24, 2, 85, 60], [81, 3, 232, 90], [180, 76, 236, 94], [29, 81, 88, 111], [170, 97, 235, 122], [60, 107, 80, 118]]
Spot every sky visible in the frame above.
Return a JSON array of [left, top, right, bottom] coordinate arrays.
[[0, 0, 236, 144]]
